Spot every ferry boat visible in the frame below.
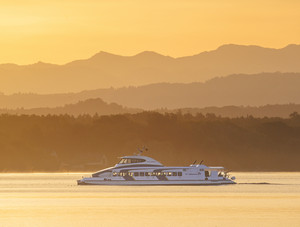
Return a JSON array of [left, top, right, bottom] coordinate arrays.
[[77, 150, 236, 185]]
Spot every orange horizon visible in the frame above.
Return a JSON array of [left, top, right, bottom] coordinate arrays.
[[0, 0, 299, 64]]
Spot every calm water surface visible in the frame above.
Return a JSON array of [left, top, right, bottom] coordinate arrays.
[[0, 172, 299, 227]]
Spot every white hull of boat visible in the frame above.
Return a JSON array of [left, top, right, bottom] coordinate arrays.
[[77, 179, 236, 186]]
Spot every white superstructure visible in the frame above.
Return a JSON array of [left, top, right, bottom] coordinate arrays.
[[77, 153, 236, 185]]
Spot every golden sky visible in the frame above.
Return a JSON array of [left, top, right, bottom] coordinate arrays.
[[0, 0, 299, 64]]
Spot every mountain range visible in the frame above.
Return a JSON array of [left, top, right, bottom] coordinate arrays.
[[0, 44, 300, 94], [0, 72, 299, 109]]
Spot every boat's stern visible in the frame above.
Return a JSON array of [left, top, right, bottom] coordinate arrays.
[[228, 179, 237, 184], [225, 176, 237, 184]]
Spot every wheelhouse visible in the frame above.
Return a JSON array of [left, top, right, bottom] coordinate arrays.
[[118, 158, 146, 164]]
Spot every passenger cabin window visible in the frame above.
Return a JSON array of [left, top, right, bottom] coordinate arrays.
[[119, 158, 146, 164], [205, 171, 210, 177], [122, 171, 183, 177]]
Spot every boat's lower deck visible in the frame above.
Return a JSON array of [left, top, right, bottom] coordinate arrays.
[[77, 179, 236, 185]]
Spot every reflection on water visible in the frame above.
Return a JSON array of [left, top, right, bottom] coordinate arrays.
[[0, 172, 299, 226]]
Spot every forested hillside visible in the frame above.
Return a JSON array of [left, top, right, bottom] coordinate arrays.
[[2, 98, 300, 118], [0, 112, 299, 172], [0, 98, 141, 116], [163, 104, 300, 118]]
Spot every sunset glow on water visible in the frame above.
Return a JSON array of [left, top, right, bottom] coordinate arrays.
[[0, 172, 299, 226]]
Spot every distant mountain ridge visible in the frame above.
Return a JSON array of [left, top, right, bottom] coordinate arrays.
[[1, 98, 300, 118], [0, 98, 141, 116], [0, 44, 300, 94], [0, 72, 300, 110]]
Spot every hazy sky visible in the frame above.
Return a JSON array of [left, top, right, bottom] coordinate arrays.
[[1, 0, 299, 64]]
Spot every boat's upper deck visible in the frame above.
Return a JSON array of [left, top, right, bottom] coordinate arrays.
[[114, 155, 163, 168], [92, 155, 227, 178]]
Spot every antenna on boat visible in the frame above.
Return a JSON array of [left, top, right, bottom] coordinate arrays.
[[137, 146, 148, 155], [199, 160, 204, 165], [192, 160, 197, 165]]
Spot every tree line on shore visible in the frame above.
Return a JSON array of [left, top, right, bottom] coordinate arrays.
[[0, 111, 299, 172]]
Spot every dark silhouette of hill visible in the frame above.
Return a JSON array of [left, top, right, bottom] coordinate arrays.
[[1, 72, 299, 109], [162, 104, 300, 119], [0, 44, 300, 94], [0, 98, 141, 116], [1, 98, 300, 118], [0, 112, 299, 172]]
